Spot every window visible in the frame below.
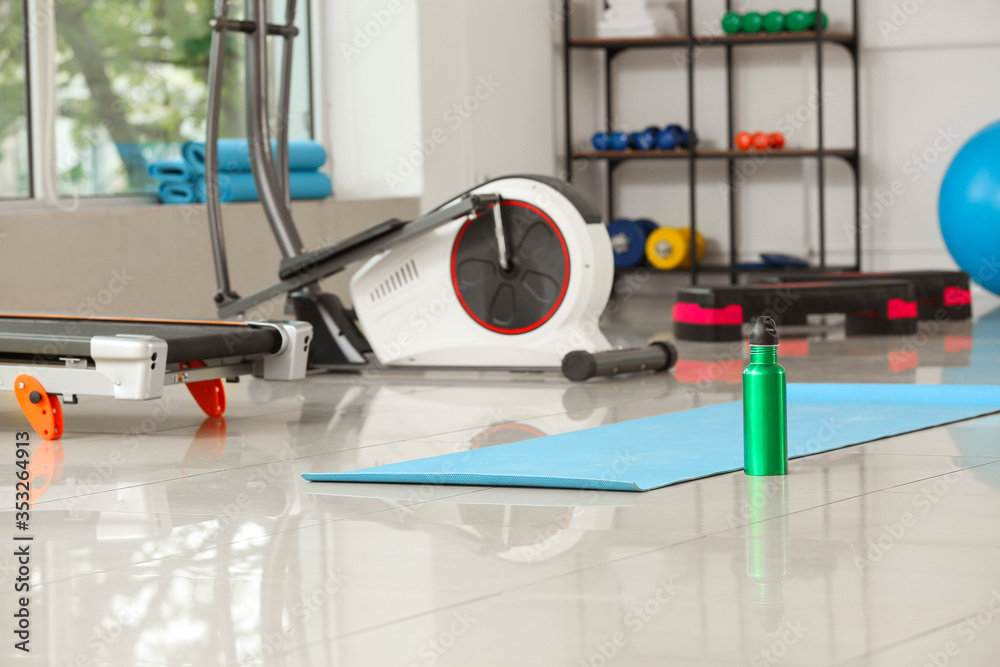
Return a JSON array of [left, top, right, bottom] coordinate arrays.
[[0, 0, 32, 198], [6, 0, 313, 202]]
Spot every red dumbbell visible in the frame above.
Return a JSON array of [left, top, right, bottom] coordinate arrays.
[[752, 132, 770, 151], [735, 132, 753, 151], [769, 132, 786, 149]]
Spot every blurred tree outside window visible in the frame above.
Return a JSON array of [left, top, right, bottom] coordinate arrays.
[[0, 0, 32, 199], [53, 0, 312, 197]]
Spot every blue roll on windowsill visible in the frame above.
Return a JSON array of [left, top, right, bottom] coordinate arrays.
[[302, 384, 1000, 492], [147, 158, 194, 184], [194, 171, 332, 203], [182, 139, 327, 174], [157, 182, 196, 205]]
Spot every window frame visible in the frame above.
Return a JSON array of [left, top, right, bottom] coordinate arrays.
[[0, 0, 37, 202], [3, 0, 324, 213]]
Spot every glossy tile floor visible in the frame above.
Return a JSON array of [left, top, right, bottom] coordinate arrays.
[[3, 287, 1000, 666]]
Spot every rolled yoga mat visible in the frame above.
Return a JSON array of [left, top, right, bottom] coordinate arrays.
[[147, 158, 194, 183], [157, 182, 196, 205], [182, 139, 327, 174], [302, 384, 1000, 491], [195, 170, 332, 203]]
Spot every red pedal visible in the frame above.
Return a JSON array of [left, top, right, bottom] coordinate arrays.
[[180, 361, 226, 417], [14, 375, 64, 441]]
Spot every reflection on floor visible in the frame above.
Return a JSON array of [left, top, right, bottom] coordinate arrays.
[[2, 291, 1000, 665]]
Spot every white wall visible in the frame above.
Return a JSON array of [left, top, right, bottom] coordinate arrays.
[[321, 0, 423, 200], [330, 0, 565, 209], [408, 0, 1000, 272], [857, 0, 1000, 270], [416, 0, 563, 209]]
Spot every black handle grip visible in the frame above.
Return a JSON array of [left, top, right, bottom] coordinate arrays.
[[561, 341, 679, 382]]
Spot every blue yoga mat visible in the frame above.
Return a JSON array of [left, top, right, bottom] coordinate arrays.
[[302, 384, 1000, 491], [195, 171, 332, 203], [157, 182, 196, 205], [182, 139, 327, 174], [148, 158, 194, 183]]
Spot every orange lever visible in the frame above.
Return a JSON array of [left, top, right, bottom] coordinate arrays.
[[14, 375, 64, 441], [180, 361, 226, 417]]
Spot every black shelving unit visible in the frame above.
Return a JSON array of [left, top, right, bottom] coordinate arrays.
[[562, 0, 861, 283]]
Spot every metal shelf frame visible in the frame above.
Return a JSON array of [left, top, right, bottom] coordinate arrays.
[[562, 0, 861, 283]]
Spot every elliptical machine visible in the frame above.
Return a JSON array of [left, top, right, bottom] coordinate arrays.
[[203, 0, 677, 381]]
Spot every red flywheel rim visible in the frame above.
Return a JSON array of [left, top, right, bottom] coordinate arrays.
[[450, 200, 570, 335]]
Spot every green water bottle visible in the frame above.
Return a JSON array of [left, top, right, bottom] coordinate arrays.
[[743, 316, 787, 476]]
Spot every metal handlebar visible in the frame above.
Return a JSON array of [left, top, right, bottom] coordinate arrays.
[[205, 0, 303, 311]]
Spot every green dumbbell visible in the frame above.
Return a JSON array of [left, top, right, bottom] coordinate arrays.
[[807, 11, 829, 30], [722, 11, 742, 34], [741, 11, 764, 34], [785, 10, 810, 32], [763, 11, 785, 33]]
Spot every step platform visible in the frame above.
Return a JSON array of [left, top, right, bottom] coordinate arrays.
[[672, 327, 972, 386], [763, 270, 971, 321], [673, 279, 918, 341]]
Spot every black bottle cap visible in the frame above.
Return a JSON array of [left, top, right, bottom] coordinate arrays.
[[749, 316, 779, 346]]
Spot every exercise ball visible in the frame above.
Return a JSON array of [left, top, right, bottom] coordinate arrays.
[[939, 120, 1000, 296]]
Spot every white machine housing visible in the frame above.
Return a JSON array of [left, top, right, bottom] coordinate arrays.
[[350, 177, 615, 368]]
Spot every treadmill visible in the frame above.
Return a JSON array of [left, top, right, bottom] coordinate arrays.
[[0, 314, 311, 440]]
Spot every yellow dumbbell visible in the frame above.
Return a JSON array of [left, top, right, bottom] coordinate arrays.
[[645, 227, 706, 270], [677, 228, 706, 268]]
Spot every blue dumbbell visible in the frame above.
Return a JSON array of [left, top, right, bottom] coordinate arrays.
[[607, 219, 648, 268], [656, 129, 677, 150], [634, 218, 659, 236], [760, 253, 809, 268], [664, 124, 685, 146], [591, 132, 610, 151], [680, 129, 700, 149], [629, 131, 655, 151], [608, 131, 629, 151]]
